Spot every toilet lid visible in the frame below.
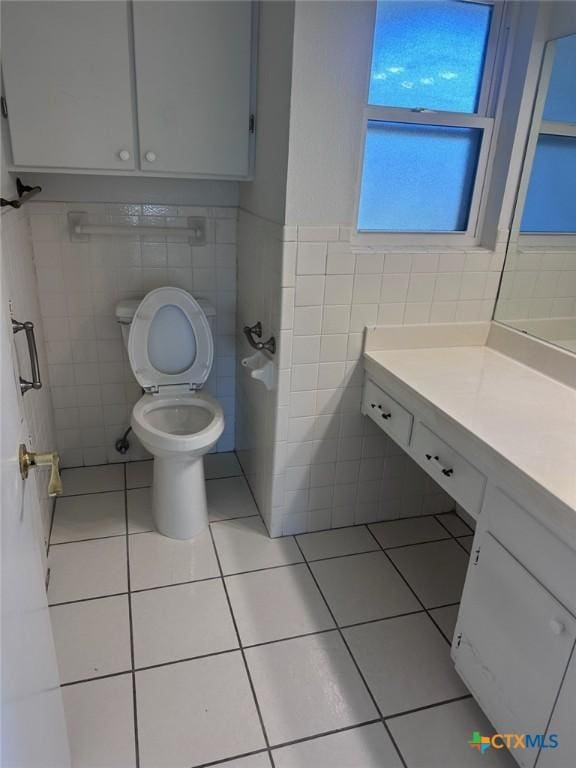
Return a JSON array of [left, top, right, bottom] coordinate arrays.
[[128, 287, 213, 391]]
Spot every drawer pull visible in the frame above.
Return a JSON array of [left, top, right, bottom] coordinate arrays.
[[381, 411, 392, 420], [370, 402, 392, 419], [425, 454, 454, 478], [549, 619, 565, 636]]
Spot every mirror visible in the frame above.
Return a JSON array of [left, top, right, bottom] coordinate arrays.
[[494, 33, 576, 353]]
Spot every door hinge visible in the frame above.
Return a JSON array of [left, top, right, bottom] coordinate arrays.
[[1, 96, 8, 118], [249, 113, 255, 134], [45, 567, 51, 592], [473, 547, 481, 564], [455, 632, 462, 648]]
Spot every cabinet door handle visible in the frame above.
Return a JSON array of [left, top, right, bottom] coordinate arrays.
[[118, 149, 131, 161], [145, 151, 157, 163], [425, 453, 454, 477], [549, 619, 565, 635], [12, 319, 42, 395]]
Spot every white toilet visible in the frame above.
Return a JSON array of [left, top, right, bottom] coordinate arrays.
[[116, 287, 224, 539]]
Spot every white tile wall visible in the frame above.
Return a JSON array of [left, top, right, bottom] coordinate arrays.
[[30, 202, 237, 467], [238, 217, 507, 537], [497, 244, 576, 321], [1, 206, 56, 545]]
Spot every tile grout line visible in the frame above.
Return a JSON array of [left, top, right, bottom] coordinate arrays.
[[207, 524, 276, 768], [123, 463, 141, 768], [433, 514, 476, 558], [365, 526, 463, 649], [291, 536, 409, 768]]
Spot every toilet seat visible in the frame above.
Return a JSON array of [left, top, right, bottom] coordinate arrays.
[[128, 287, 213, 392]]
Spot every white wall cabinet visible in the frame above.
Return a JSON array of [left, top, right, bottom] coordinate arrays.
[[2, 1, 136, 171], [1, 0, 254, 179]]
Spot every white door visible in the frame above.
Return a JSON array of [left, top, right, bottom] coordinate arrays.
[[133, 0, 253, 177], [2, 1, 135, 170], [1, 283, 70, 765]]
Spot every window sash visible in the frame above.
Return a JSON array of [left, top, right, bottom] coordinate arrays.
[[355, 0, 506, 243]]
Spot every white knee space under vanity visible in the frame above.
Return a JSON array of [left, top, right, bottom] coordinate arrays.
[[362, 320, 576, 768]]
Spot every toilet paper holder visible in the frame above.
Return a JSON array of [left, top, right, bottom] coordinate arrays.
[[243, 321, 276, 355]]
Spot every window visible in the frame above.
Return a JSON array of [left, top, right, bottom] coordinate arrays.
[[357, 0, 504, 240], [521, 35, 576, 234]]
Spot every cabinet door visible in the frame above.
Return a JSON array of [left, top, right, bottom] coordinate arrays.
[[453, 533, 575, 768], [536, 647, 576, 768], [2, 1, 135, 170], [133, 1, 253, 177]]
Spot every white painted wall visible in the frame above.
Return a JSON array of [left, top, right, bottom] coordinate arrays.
[[284, 0, 374, 226], [239, 0, 294, 224]]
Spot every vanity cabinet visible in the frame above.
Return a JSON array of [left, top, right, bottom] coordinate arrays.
[[1, 0, 254, 178], [453, 532, 575, 768]]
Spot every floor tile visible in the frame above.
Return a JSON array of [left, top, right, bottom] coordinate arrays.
[[226, 563, 334, 646], [51, 491, 126, 544], [458, 535, 474, 553], [212, 516, 303, 575], [311, 551, 420, 625], [136, 652, 265, 768], [207, 476, 259, 522], [127, 487, 154, 533], [436, 511, 473, 537], [369, 516, 450, 549], [343, 613, 467, 716], [51, 595, 131, 683], [48, 537, 127, 604], [205, 451, 243, 479], [131, 580, 238, 668], [221, 755, 271, 768], [429, 604, 460, 643], [61, 464, 124, 496], [245, 632, 378, 745], [129, 529, 219, 591], [273, 722, 403, 768], [388, 698, 517, 768], [387, 539, 469, 608], [126, 460, 153, 489], [62, 674, 136, 767], [296, 526, 378, 561]]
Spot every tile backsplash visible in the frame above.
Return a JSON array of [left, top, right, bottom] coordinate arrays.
[[30, 202, 237, 468]]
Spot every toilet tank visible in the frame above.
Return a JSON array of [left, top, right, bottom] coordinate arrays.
[[115, 295, 216, 348]]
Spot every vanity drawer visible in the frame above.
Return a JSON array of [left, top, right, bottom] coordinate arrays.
[[362, 378, 413, 447], [411, 421, 486, 515]]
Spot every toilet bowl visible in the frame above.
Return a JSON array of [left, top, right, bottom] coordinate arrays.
[[116, 287, 224, 539]]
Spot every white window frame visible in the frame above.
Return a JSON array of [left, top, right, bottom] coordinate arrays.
[[353, 0, 508, 248], [512, 35, 576, 242]]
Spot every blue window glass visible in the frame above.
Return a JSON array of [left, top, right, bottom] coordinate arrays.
[[521, 134, 576, 233], [358, 121, 482, 232], [543, 35, 576, 124], [368, 1, 492, 114]]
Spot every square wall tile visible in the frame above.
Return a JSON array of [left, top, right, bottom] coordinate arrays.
[[344, 613, 467, 716], [131, 580, 237, 668], [311, 552, 420, 625], [245, 632, 377, 745], [212, 516, 303, 575], [225, 563, 334, 646], [51, 491, 125, 544], [136, 652, 265, 768], [62, 675, 136, 768], [129, 529, 219, 591], [50, 595, 131, 683], [48, 537, 128, 604]]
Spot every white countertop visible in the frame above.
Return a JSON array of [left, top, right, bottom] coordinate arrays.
[[364, 344, 576, 514]]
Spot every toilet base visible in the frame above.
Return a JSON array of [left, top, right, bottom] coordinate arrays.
[[152, 455, 208, 539]]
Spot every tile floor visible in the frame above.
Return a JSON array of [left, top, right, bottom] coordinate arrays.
[[48, 453, 515, 768]]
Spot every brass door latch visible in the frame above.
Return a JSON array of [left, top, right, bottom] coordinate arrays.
[[18, 444, 63, 497]]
